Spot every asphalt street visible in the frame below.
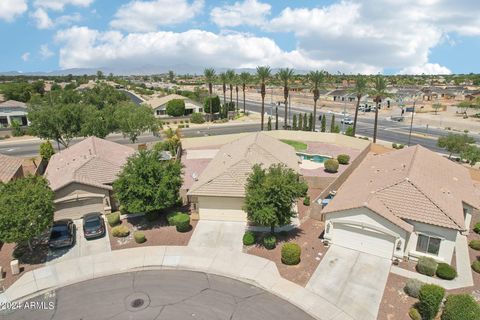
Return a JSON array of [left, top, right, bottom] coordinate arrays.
[[3, 270, 314, 320]]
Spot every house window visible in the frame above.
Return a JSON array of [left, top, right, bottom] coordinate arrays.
[[416, 234, 441, 255]]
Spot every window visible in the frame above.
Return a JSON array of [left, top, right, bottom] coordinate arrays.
[[416, 234, 441, 255]]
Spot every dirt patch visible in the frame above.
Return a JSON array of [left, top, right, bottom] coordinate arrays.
[[370, 144, 392, 155], [244, 218, 327, 286], [297, 188, 323, 222], [378, 273, 417, 320]]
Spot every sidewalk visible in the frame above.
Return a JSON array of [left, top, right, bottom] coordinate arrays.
[[0, 246, 353, 320]]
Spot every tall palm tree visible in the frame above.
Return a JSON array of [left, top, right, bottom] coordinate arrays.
[[256, 66, 271, 130], [203, 68, 216, 121], [369, 76, 390, 143], [239, 72, 251, 114], [226, 69, 236, 105], [234, 75, 240, 114], [276, 68, 295, 129], [307, 70, 326, 131], [219, 72, 228, 118], [349, 75, 368, 137]]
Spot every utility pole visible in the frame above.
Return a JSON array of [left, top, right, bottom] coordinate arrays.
[[407, 100, 416, 147]]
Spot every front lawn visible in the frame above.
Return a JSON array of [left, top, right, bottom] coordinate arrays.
[[280, 139, 307, 151]]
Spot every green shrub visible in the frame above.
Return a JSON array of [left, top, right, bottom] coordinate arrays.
[[416, 257, 438, 276], [303, 196, 310, 206], [145, 211, 158, 222], [243, 231, 256, 246], [404, 278, 424, 298], [441, 294, 480, 320], [166, 99, 185, 117], [472, 260, 480, 273], [39, 141, 55, 161], [469, 239, 480, 250], [174, 213, 191, 232], [324, 159, 339, 173], [263, 234, 276, 250], [436, 263, 457, 280], [190, 112, 205, 124], [473, 222, 480, 234], [166, 212, 182, 226], [10, 121, 25, 137], [392, 143, 398, 149], [398, 144, 405, 149], [409, 308, 421, 320], [418, 284, 445, 320], [337, 154, 350, 165], [111, 225, 130, 237], [178, 124, 185, 129], [134, 231, 146, 244], [281, 243, 301, 265], [106, 212, 120, 227]]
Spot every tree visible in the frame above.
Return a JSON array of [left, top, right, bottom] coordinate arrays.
[[437, 133, 475, 159], [461, 144, 480, 166], [239, 72, 251, 114], [203, 68, 216, 121], [113, 150, 183, 214], [432, 103, 443, 115], [166, 99, 186, 117], [96, 70, 104, 80], [292, 114, 297, 130], [308, 70, 326, 131], [39, 141, 55, 162], [203, 96, 221, 114], [298, 113, 303, 131], [168, 70, 175, 82], [330, 114, 336, 132], [345, 126, 354, 137], [115, 103, 160, 143], [1, 82, 33, 102], [81, 104, 118, 139], [303, 113, 308, 131], [277, 68, 295, 129], [243, 164, 307, 233], [226, 69, 236, 105], [370, 76, 391, 143], [308, 113, 313, 131], [219, 72, 228, 118], [350, 75, 368, 136], [267, 117, 272, 131], [321, 114, 326, 132], [256, 66, 271, 130], [0, 175, 54, 251]]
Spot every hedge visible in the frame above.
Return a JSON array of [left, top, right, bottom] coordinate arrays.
[[418, 284, 445, 320], [441, 294, 480, 320], [337, 154, 350, 165], [263, 234, 276, 250], [167, 212, 183, 226], [416, 257, 438, 276], [106, 212, 120, 227], [111, 225, 130, 237], [474, 222, 480, 234], [166, 99, 186, 117], [324, 159, 339, 173], [436, 263, 457, 280], [404, 278, 424, 298], [243, 231, 256, 246], [174, 214, 191, 232], [134, 231, 146, 244], [469, 239, 480, 250], [472, 260, 480, 273], [281, 243, 301, 265]]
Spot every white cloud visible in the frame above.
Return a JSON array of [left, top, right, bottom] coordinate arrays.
[[0, 0, 27, 22], [21, 52, 30, 62], [110, 0, 204, 32], [211, 0, 271, 27], [398, 63, 452, 75], [31, 8, 54, 29], [40, 44, 55, 59], [33, 0, 94, 11]]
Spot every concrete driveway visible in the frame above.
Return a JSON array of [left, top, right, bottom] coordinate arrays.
[[189, 220, 246, 251], [47, 219, 111, 264], [306, 245, 391, 320]]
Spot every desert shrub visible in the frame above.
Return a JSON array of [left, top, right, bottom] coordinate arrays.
[[106, 212, 120, 227], [416, 257, 438, 276], [190, 112, 205, 124], [418, 284, 445, 320], [409, 308, 421, 320], [134, 231, 146, 244], [303, 196, 310, 206], [281, 243, 301, 265], [472, 260, 480, 273], [473, 222, 480, 234], [441, 294, 480, 320], [324, 159, 339, 173], [436, 263, 457, 280], [337, 154, 350, 165], [11, 121, 25, 137], [469, 239, 480, 250], [404, 278, 424, 298], [167, 211, 182, 226], [263, 234, 276, 250], [178, 124, 185, 129], [392, 143, 398, 149], [243, 231, 256, 246], [397, 144, 405, 149], [174, 213, 190, 232], [111, 225, 129, 237]]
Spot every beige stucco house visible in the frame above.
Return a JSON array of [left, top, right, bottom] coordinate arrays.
[[323, 145, 479, 263], [45, 137, 135, 220], [0, 100, 28, 128], [187, 132, 299, 222], [143, 94, 202, 118]]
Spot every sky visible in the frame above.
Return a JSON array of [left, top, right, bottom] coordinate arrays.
[[1, 0, 480, 75]]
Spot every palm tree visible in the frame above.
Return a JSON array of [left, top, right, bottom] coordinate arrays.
[[256, 66, 271, 130], [234, 75, 240, 114], [219, 72, 228, 118], [203, 68, 216, 121], [239, 72, 251, 114], [307, 70, 326, 131], [276, 68, 295, 129], [369, 76, 390, 143], [349, 75, 368, 137], [226, 70, 236, 106]]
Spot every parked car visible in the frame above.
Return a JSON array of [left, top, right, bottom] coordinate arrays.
[[49, 219, 76, 249], [341, 118, 354, 125], [83, 213, 106, 239]]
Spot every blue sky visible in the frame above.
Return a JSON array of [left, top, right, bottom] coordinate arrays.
[[1, 0, 479, 74]]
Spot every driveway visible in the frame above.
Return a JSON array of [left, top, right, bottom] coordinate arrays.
[[46, 219, 111, 264], [306, 245, 391, 320], [188, 220, 246, 251]]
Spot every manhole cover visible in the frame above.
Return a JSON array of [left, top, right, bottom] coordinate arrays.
[[125, 292, 150, 312], [131, 298, 145, 308]]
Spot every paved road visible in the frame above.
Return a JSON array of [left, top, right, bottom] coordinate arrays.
[[3, 270, 314, 320]]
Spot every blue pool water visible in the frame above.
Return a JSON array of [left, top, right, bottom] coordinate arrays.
[[296, 152, 332, 163]]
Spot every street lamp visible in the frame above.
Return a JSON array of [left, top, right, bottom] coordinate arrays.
[[407, 94, 420, 147]]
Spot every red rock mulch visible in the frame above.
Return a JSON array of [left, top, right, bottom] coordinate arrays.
[[297, 188, 323, 222]]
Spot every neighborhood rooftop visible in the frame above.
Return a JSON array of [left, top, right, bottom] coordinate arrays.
[[0, 100, 26, 109], [0, 154, 23, 183], [143, 93, 189, 108]]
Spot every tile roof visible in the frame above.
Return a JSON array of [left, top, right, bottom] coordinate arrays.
[[143, 94, 189, 109], [45, 137, 135, 191], [323, 145, 479, 231], [187, 132, 299, 197], [0, 154, 23, 182], [0, 100, 27, 109]]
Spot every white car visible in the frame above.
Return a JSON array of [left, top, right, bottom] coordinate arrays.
[[341, 118, 354, 125]]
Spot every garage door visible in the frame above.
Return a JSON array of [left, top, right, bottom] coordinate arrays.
[[198, 196, 247, 222], [332, 224, 395, 259], [55, 198, 103, 220]]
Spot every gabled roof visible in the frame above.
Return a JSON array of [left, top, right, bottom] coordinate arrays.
[[45, 137, 135, 191], [323, 145, 479, 231], [0, 100, 27, 109], [0, 154, 23, 182], [143, 94, 189, 109], [187, 132, 299, 197]]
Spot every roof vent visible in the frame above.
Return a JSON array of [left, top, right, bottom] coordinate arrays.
[[191, 172, 198, 181]]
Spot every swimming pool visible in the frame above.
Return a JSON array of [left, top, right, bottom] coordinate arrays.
[[296, 152, 332, 163]]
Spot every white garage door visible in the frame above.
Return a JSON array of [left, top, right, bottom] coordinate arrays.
[[198, 196, 247, 222], [55, 198, 104, 220], [332, 224, 395, 259]]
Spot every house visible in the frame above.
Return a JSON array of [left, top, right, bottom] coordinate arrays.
[[143, 94, 203, 118], [187, 132, 299, 222], [322, 145, 479, 263], [0, 154, 23, 182], [0, 100, 28, 128], [45, 137, 135, 220]]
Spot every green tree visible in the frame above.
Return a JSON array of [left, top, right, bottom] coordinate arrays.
[[219, 72, 228, 118], [82, 83, 128, 109], [81, 104, 117, 139], [369, 76, 391, 143], [292, 114, 297, 130], [298, 113, 303, 131], [0, 175, 54, 251], [113, 150, 183, 214], [244, 164, 307, 233], [204, 68, 216, 121], [1, 82, 33, 102], [115, 103, 160, 143], [461, 145, 480, 166], [256, 66, 272, 130], [203, 96, 221, 114], [267, 116, 272, 131], [350, 75, 368, 136], [168, 70, 175, 82], [438, 133, 475, 159], [432, 103, 443, 115], [277, 68, 295, 129], [303, 113, 308, 131], [321, 114, 326, 132], [226, 69, 236, 104], [96, 70, 104, 80], [308, 70, 326, 131], [308, 113, 313, 131], [166, 99, 186, 117], [330, 114, 336, 132], [39, 141, 55, 162], [239, 72, 251, 114]]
